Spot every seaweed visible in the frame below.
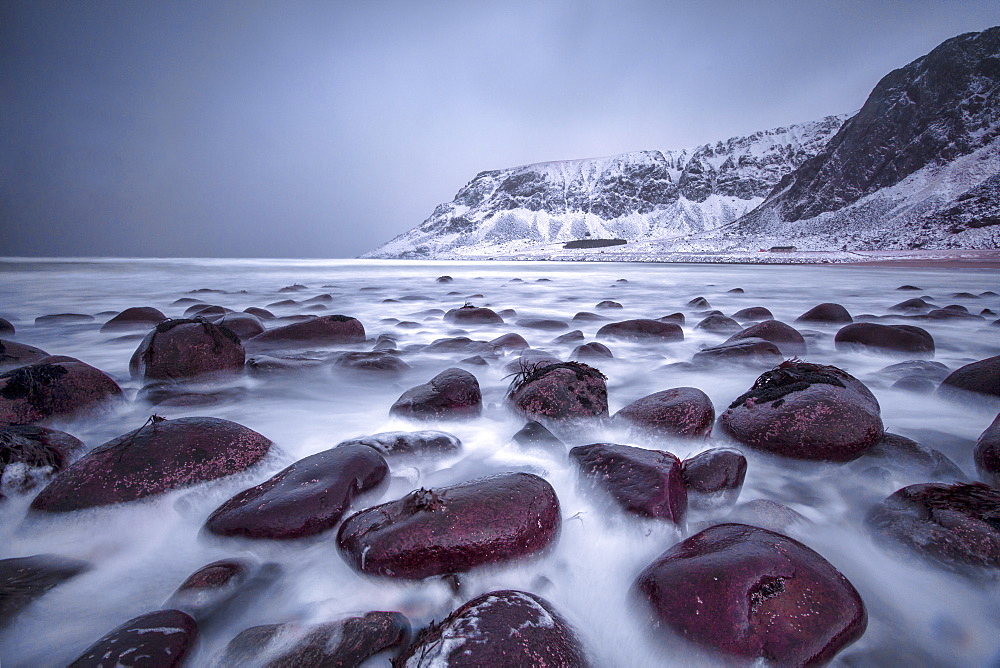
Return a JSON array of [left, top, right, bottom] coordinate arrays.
[[729, 360, 847, 409], [506, 360, 606, 398], [0, 363, 68, 404]]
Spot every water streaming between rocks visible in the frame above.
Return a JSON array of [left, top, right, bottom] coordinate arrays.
[[0, 258, 998, 666]]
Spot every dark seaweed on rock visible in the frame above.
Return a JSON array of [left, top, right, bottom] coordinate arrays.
[[0, 364, 68, 403], [506, 360, 606, 398], [728, 359, 846, 409]]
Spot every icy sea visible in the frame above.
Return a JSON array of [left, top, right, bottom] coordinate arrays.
[[1, 257, 998, 667]]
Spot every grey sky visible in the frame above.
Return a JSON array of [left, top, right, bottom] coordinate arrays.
[[2, 1, 998, 258]]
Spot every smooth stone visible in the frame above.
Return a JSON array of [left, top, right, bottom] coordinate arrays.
[[795, 302, 853, 324], [874, 360, 950, 383], [691, 338, 784, 368], [0, 358, 123, 426], [681, 448, 748, 512], [854, 432, 966, 484], [974, 413, 1000, 487], [337, 430, 462, 459], [658, 312, 685, 325], [246, 314, 365, 349], [687, 297, 710, 308], [552, 329, 585, 344], [0, 340, 50, 371], [571, 342, 613, 361], [489, 332, 530, 352], [0, 425, 85, 496], [596, 300, 623, 309], [572, 311, 609, 322], [613, 387, 715, 439], [334, 351, 410, 374], [129, 318, 245, 381], [731, 306, 773, 322], [443, 305, 503, 325], [212, 313, 265, 341], [68, 609, 198, 668], [517, 317, 569, 331], [163, 558, 253, 622], [597, 319, 683, 342], [511, 420, 564, 453], [694, 314, 742, 335], [835, 323, 934, 356], [0, 318, 13, 335], [0, 554, 90, 627], [35, 313, 94, 324], [888, 297, 934, 313], [725, 320, 807, 356], [100, 306, 167, 332], [243, 306, 275, 320], [938, 355, 1000, 403], [390, 368, 482, 420], [506, 361, 608, 422]]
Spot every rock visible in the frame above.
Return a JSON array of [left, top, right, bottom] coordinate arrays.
[[503, 349, 561, 374], [443, 305, 503, 325], [974, 414, 1000, 486], [0, 339, 51, 372], [31, 416, 272, 511], [727, 499, 810, 533], [681, 448, 747, 512], [246, 354, 324, 374], [597, 319, 683, 342], [658, 312, 685, 325], [220, 612, 409, 668], [35, 313, 94, 325], [596, 300, 623, 309], [512, 420, 564, 453], [570, 443, 686, 524], [0, 318, 13, 335], [99, 306, 167, 332], [205, 444, 388, 540], [687, 297, 710, 308], [865, 482, 1000, 575], [279, 283, 308, 292], [633, 523, 867, 664], [129, 318, 245, 382], [0, 358, 123, 426], [337, 430, 462, 459], [613, 387, 714, 439], [390, 368, 482, 420], [553, 329, 585, 343], [896, 285, 922, 290], [694, 314, 742, 335], [302, 293, 333, 304], [572, 311, 609, 322], [834, 323, 934, 356], [691, 338, 784, 368], [796, 302, 853, 323], [517, 317, 569, 331], [857, 432, 966, 484], [888, 297, 935, 313], [875, 360, 950, 384], [892, 376, 936, 393], [436, 275, 453, 283], [507, 361, 608, 423], [731, 306, 773, 322], [725, 320, 807, 356], [938, 355, 1000, 403], [163, 558, 253, 621], [185, 304, 231, 318], [244, 307, 275, 320], [423, 337, 490, 355], [212, 313, 265, 341], [337, 472, 560, 579], [0, 554, 90, 627], [571, 342, 613, 361], [245, 314, 365, 349], [719, 360, 883, 461], [68, 609, 198, 667], [334, 351, 410, 374], [265, 299, 298, 308], [728, 287, 745, 293], [950, 292, 980, 299], [489, 332, 529, 352], [396, 590, 587, 667], [0, 425, 85, 496]]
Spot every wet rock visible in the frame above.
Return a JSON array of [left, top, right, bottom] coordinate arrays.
[[99, 306, 167, 332], [658, 312, 685, 325], [0, 318, 13, 335], [553, 329, 585, 343], [443, 305, 503, 325], [719, 361, 883, 461], [919, 308, 984, 321], [205, 444, 388, 540], [731, 306, 773, 322], [185, 304, 231, 318], [35, 313, 94, 325], [728, 287, 745, 293], [507, 361, 608, 423], [727, 499, 810, 533], [266, 299, 298, 308], [390, 368, 482, 420], [974, 414, 1000, 487], [279, 283, 308, 292], [246, 314, 365, 349], [0, 358, 123, 426], [0, 340, 51, 371], [570, 443, 686, 524], [489, 332, 529, 352], [0, 554, 90, 627], [31, 416, 272, 511], [504, 349, 561, 373], [517, 317, 569, 331], [681, 448, 747, 512], [129, 318, 245, 382], [571, 342, 613, 361], [694, 314, 742, 335], [888, 297, 935, 313], [68, 609, 198, 668], [896, 285, 922, 290], [338, 430, 462, 459], [337, 472, 560, 579], [725, 320, 807, 356], [633, 523, 867, 664], [597, 319, 683, 343], [865, 482, 1000, 575], [875, 360, 950, 384], [512, 420, 564, 453], [246, 354, 324, 374], [687, 296, 710, 308], [572, 311, 609, 322], [163, 558, 253, 621], [938, 355, 1000, 403], [892, 376, 936, 393], [796, 302, 853, 323], [436, 275, 453, 283], [856, 432, 966, 484], [596, 300, 623, 309], [397, 590, 586, 667], [221, 612, 409, 667], [0, 425, 85, 496], [302, 293, 333, 304], [613, 387, 714, 439], [212, 313, 265, 341], [834, 323, 934, 356], [334, 351, 410, 374], [423, 337, 490, 355], [691, 338, 784, 368], [950, 292, 980, 299], [243, 306, 275, 320]]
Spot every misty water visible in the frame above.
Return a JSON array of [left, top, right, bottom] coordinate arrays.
[[1, 258, 998, 667]]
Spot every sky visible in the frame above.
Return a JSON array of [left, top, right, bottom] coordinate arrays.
[[2, 1, 998, 258]]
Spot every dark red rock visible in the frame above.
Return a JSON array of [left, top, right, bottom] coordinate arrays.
[[572, 311, 609, 322], [658, 312, 685, 325], [614, 387, 714, 439], [489, 332, 529, 352], [129, 318, 244, 382], [681, 448, 748, 512], [0, 554, 90, 627], [334, 351, 410, 374], [163, 558, 253, 621], [517, 317, 569, 331], [687, 296, 710, 308], [423, 337, 490, 355], [834, 323, 934, 356], [597, 319, 683, 342], [553, 329, 585, 343], [857, 432, 966, 483], [266, 299, 298, 308], [0, 358, 123, 426], [725, 320, 807, 356], [443, 305, 503, 325], [99, 307, 167, 332], [571, 342, 613, 360], [68, 609, 197, 668], [865, 482, 1000, 575], [0, 339, 50, 372], [875, 360, 950, 384], [512, 420, 564, 452], [31, 416, 272, 511], [337, 472, 560, 579], [246, 314, 365, 349], [0, 318, 13, 335], [221, 612, 409, 667], [337, 430, 462, 459], [896, 285, 922, 291], [390, 368, 482, 420], [634, 523, 867, 665], [212, 313, 265, 340], [205, 444, 387, 540], [795, 302, 853, 324], [184, 304, 231, 318], [719, 361, 883, 461], [35, 313, 94, 325], [694, 314, 742, 335], [727, 499, 810, 533], [302, 293, 333, 303], [728, 287, 745, 293], [570, 443, 686, 524], [974, 413, 1000, 487], [596, 300, 623, 309], [436, 275, 453, 283], [691, 338, 784, 368], [0, 425, 85, 496], [731, 306, 773, 322], [938, 355, 1000, 402], [243, 306, 275, 320], [507, 361, 608, 422], [888, 297, 935, 313], [397, 590, 587, 667]]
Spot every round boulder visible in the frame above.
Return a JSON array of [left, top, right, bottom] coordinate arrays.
[[938, 355, 1000, 403], [213, 313, 265, 341], [796, 303, 852, 324], [694, 314, 742, 335], [597, 319, 683, 343], [731, 307, 773, 322], [975, 413, 1000, 487], [506, 361, 608, 423], [444, 305, 503, 325], [681, 448, 748, 512], [68, 609, 197, 667], [129, 318, 245, 381], [571, 342, 613, 361], [0, 340, 50, 372], [691, 338, 783, 368], [725, 320, 806, 356], [0, 358, 123, 426], [390, 368, 482, 420], [0, 425, 85, 496], [163, 558, 254, 622], [0, 318, 13, 336], [0, 554, 90, 627], [245, 314, 365, 349], [834, 323, 934, 357], [100, 307, 167, 332], [613, 387, 714, 439]]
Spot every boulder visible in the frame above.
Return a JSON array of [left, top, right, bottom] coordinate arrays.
[[517, 317, 569, 331], [687, 297, 710, 308], [596, 300, 623, 309], [205, 444, 388, 540], [795, 302, 853, 323], [691, 338, 783, 368], [396, 591, 587, 667], [875, 360, 950, 384], [570, 443, 686, 524], [0, 340, 50, 372], [597, 319, 683, 342], [0, 358, 123, 426], [888, 297, 935, 313], [390, 368, 482, 420], [0, 425, 85, 496], [726, 499, 810, 533], [489, 332, 530, 352], [334, 351, 410, 374], [835, 323, 934, 356], [731, 307, 773, 322], [423, 337, 490, 355], [443, 305, 503, 325], [0, 554, 90, 627], [0, 318, 13, 335], [553, 329, 585, 343], [68, 609, 197, 668], [212, 313, 265, 341], [507, 361, 608, 423], [719, 361, 883, 461], [31, 416, 272, 511], [856, 433, 966, 484], [35, 313, 94, 325], [572, 311, 609, 322], [337, 472, 560, 579], [974, 413, 1000, 487], [163, 558, 253, 621], [243, 307, 275, 320], [633, 523, 867, 664], [129, 318, 244, 381], [694, 314, 742, 335], [246, 314, 365, 349], [337, 430, 462, 459], [938, 355, 1000, 403], [725, 320, 806, 356], [511, 420, 564, 453], [681, 448, 748, 512], [100, 306, 167, 332], [571, 342, 613, 361], [613, 387, 714, 439]]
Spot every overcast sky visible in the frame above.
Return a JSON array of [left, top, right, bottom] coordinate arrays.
[[2, 1, 998, 258]]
